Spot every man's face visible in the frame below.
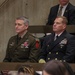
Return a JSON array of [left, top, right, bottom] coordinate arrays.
[[15, 20, 28, 34], [53, 18, 66, 34], [59, 0, 69, 6]]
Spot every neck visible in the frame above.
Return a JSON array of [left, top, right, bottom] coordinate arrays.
[[55, 30, 64, 35], [18, 30, 27, 37], [60, 2, 69, 6]]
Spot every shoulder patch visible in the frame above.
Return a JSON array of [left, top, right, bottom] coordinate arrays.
[[35, 39, 40, 49]]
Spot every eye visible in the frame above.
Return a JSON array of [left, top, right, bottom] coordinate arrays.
[[15, 23, 22, 26], [18, 24, 22, 26], [56, 22, 61, 24]]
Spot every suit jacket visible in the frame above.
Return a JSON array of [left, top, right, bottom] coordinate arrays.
[[3, 32, 40, 62], [39, 31, 75, 63], [46, 3, 75, 25]]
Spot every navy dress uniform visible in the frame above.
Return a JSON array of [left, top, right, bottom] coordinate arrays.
[[39, 31, 75, 63], [3, 32, 40, 62]]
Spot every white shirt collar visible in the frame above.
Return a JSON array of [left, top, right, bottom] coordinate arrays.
[[59, 3, 68, 16], [55, 31, 64, 37]]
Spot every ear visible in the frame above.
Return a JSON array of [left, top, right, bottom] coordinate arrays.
[[63, 24, 66, 29], [25, 25, 28, 29], [25, 24, 29, 29]]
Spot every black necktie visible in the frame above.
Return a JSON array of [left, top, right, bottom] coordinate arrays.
[[56, 35, 58, 39], [57, 6, 63, 16], [17, 36, 21, 44], [54, 35, 58, 41]]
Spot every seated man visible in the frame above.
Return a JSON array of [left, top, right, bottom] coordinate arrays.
[[3, 16, 40, 62], [39, 16, 75, 63]]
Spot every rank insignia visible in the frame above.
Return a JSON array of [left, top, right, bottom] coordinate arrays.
[[24, 41, 29, 48], [21, 40, 29, 48], [59, 38, 67, 44]]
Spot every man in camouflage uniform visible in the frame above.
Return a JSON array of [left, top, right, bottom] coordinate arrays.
[[3, 16, 40, 62]]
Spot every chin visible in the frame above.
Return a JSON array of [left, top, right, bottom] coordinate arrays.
[[62, 2, 68, 5], [16, 31, 20, 34], [53, 29, 57, 32]]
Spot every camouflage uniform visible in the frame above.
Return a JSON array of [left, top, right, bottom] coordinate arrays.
[[3, 32, 40, 62]]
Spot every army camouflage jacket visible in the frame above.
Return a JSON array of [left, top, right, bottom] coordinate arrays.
[[3, 32, 40, 62]]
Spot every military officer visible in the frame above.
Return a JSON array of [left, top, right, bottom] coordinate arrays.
[[3, 16, 40, 62], [39, 16, 75, 63]]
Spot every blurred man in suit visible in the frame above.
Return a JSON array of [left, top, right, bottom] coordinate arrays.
[[3, 16, 40, 62], [46, 0, 75, 25], [39, 16, 75, 63]]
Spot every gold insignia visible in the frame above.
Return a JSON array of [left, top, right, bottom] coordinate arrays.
[[48, 58, 50, 60], [55, 58, 57, 60], [63, 60, 66, 62], [56, 52, 58, 54], [49, 52, 51, 54]]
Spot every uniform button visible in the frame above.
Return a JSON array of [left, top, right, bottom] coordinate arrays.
[[47, 45, 49, 47], [49, 52, 51, 54], [60, 60, 62, 62], [55, 58, 57, 60], [63, 60, 66, 62], [56, 52, 58, 54], [48, 58, 50, 60]]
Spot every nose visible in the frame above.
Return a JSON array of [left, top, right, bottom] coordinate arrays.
[[15, 24, 18, 28], [53, 22, 56, 26]]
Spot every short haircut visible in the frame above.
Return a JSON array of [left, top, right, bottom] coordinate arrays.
[[43, 60, 69, 75], [63, 62, 74, 75], [16, 16, 29, 25], [18, 65, 35, 75], [56, 16, 68, 24]]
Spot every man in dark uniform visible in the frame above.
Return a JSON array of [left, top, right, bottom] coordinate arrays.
[[3, 16, 40, 62], [39, 16, 75, 63], [46, 0, 75, 25]]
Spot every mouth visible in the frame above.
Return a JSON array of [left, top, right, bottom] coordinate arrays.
[[53, 27, 56, 29], [15, 29, 20, 31]]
